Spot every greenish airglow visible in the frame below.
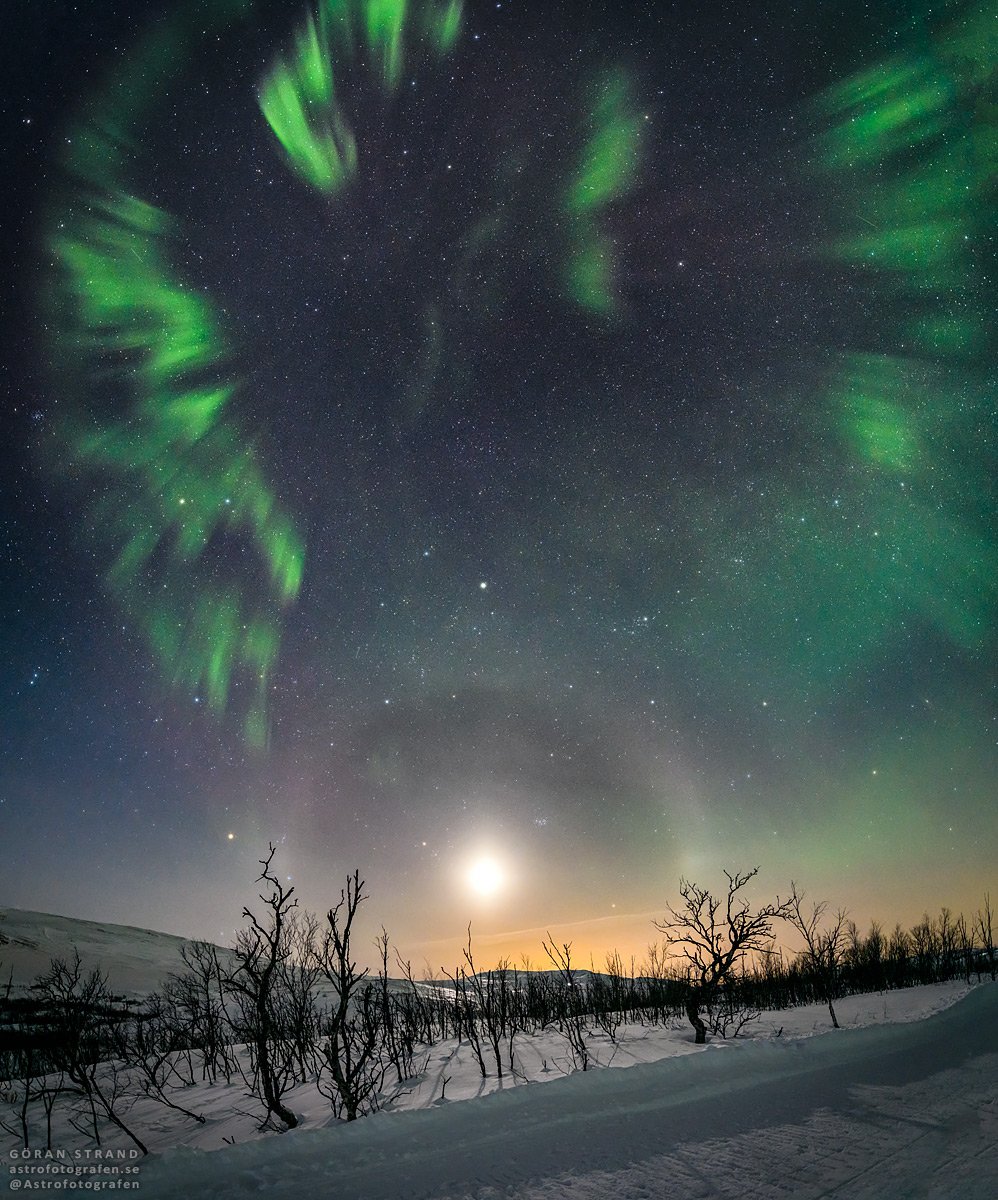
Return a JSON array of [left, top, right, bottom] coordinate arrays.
[[297, 13, 334, 101], [818, 62, 950, 169], [911, 313, 981, 355], [845, 398, 918, 471], [424, 0, 462, 54], [259, 14, 358, 193], [566, 72, 642, 216], [781, 3, 993, 673], [365, 0, 409, 87], [609, 3, 995, 706], [838, 356, 921, 472], [318, 0, 356, 51], [42, 0, 304, 746], [260, 0, 463, 188], [833, 222, 963, 274], [562, 70, 643, 314], [565, 236, 615, 315]]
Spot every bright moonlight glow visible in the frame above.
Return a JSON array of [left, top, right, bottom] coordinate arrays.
[[468, 858, 504, 896]]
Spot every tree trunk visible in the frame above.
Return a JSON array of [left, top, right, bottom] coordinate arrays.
[[685, 988, 707, 1044], [260, 1043, 298, 1130]]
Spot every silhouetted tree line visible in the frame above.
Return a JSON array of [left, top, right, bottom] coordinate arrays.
[[0, 859, 993, 1150], [734, 898, 995, 1012]]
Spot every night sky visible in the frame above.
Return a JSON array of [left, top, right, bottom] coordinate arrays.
[[2, 0, 994, 968]]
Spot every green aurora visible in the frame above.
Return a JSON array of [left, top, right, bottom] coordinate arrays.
[[37, 0, 994, 751]]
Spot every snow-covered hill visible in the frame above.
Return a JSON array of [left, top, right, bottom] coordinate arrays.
[[0, 908, 218, 996]]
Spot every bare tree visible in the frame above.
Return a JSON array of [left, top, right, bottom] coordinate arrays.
[[281, 909, 324, 1084], [954, 914, 975, 985], [458, 931, 518, 1079], [938, 907, 959, 980], [885, 923, 911, 987], [317, 871, 383, 1121], [0, 1042, 36, 1148], [975, 893, 995, 981], [909, 914, 941, 983], [32, 953, 148, 1154], [121, 993, 207, 1126], [441, 958, 487, 1079], [172, 939, 234, 1083], [224, 844, 300, 1131], [654, 867, 793, 1044], [373, 930, 423, 1086], [540, 936, 591, 1070], [787, 884, 849, 1028]]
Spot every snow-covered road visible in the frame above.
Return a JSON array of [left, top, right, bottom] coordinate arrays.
[[141, 984, 997, 1199]]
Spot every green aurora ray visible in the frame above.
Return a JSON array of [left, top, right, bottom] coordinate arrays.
[[42, 0, 300, 747]]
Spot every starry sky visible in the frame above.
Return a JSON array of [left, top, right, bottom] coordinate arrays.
[[2, 0, 994, 969]]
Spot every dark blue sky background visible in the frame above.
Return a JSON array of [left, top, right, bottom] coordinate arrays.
[[2, 0, 993, 964]]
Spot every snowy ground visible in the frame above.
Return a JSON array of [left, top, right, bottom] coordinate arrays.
[[133, 982, 998, 1199], [3, 981, 993, 1198]]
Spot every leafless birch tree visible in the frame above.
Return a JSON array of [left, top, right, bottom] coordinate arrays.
[[654, 867, 793, 1044]]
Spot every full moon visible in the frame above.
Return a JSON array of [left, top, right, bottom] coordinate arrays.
[[468, 858, 504, 897]]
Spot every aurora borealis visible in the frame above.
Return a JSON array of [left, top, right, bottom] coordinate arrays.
[[2, 0, 994, 965]]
